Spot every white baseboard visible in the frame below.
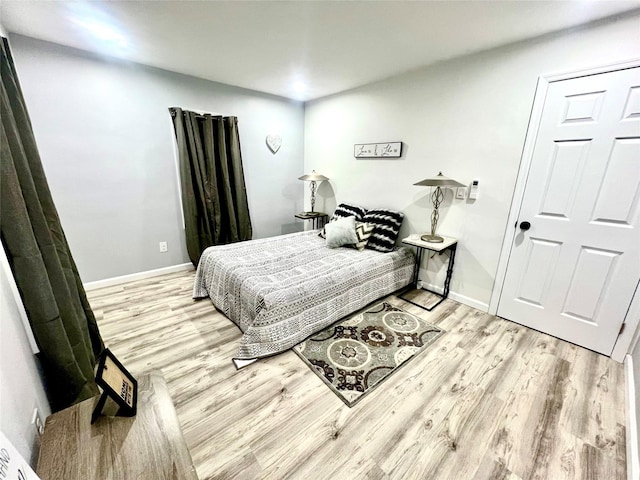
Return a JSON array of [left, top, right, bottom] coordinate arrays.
[[84, 263, 194, 291], [625, 355, 640, 480], [422, 282, 489, 312]]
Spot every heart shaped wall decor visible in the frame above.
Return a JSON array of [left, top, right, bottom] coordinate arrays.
[[266, 134, 282, 154]]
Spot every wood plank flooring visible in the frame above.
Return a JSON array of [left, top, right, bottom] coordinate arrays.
[[87, 270, 626, 480]]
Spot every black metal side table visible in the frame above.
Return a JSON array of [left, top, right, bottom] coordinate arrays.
[[295, 212, 329, 229], [398, 235, 458, 311]]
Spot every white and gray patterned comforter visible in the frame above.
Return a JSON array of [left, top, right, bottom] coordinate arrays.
[[193, 230, 414, 361]]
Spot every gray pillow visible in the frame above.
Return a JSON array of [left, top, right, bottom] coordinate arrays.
[[325, 216, 358, 248]]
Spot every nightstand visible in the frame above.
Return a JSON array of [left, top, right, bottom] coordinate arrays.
[[295, 212, 329, 229], [399, 235, 458, 311], [37, 371, 197, 480]]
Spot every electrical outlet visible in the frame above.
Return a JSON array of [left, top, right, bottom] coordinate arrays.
[[456, 187, 466, 199], [31, 408, 44, 436], [159, 241, 168, 253]]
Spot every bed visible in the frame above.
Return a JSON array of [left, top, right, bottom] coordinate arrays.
[[193, 230, 414, 364]]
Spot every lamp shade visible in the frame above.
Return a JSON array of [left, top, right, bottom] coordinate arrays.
[[298, 170, 329, 182], [414, 172, 465, 187]]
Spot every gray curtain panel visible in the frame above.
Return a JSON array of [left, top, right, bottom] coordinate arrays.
[[169, 107, 252, 265], [1, 37, 103, 411]]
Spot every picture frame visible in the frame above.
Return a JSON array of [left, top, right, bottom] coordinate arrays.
[[354, 142, 402, 158], [91, 348, 138, 423]]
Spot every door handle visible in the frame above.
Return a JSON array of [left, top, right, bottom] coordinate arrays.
[[519, 221, 531, 231]]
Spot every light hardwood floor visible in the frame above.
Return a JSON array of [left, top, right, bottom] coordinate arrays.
[[88, 270, 626, 480]]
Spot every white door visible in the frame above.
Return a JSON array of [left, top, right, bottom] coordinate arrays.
[[498, 66, 640, 355]]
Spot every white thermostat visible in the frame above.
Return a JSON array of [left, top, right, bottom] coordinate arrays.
[[469, 179, 479, 199]]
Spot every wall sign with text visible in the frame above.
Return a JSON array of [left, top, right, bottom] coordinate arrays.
[[0, 432, 41, 480], [354, 142, 402, 158]]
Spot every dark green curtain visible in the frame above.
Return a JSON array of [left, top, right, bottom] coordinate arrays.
[[169, 107, 252, 265], [0, 37, 103, 412]]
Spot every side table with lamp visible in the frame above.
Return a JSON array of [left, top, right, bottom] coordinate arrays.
[[296, 170, 330, 229], [400, 172, 465, 310], [399, 235, 458, 311]]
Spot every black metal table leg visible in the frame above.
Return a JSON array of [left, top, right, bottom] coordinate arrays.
[[398, 243, 456, 311], [412, 248, 423, 285], [442, 243, 457, 299]]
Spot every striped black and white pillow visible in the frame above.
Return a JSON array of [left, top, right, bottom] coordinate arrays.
[[331, 203, 367, 222], [319, 203, 368, 238], [362, 209, 405, 252]]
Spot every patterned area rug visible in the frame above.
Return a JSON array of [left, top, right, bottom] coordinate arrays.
[[293, 301, 445, 407]]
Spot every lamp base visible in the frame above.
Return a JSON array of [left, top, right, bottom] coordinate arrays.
[[420, 234, 444, 243]]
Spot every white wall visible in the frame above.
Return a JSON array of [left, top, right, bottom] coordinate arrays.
[[9, 34, 305, 282], [304, 13, 640, 309], [0, 247, 51, 465]]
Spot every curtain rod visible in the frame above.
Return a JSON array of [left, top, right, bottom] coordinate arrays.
[[168, 107, 234, 119]]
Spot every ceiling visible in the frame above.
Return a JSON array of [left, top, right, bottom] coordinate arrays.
[[1, 1, 638, 101]]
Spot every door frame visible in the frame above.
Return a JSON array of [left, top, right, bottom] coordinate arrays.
[[488, 58, 640, 357]]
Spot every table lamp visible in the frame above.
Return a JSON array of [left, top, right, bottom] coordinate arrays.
[[298, 170, 329, 213], [414, 172, 466, 243]]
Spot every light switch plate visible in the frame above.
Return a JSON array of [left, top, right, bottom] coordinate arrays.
[[456, 187, 466, 199]]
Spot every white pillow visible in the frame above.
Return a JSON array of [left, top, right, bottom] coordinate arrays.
[[325, 216, 358, 248]]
